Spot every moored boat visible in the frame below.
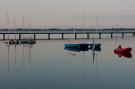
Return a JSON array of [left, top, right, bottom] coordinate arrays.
[[64, 46, 89, 52], [114, 52, 132, 58], [64, 43, 89, 49], [114, 47, 132, 54]]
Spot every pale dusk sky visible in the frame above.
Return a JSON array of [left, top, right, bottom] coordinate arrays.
[[0, 0, 135, 28]]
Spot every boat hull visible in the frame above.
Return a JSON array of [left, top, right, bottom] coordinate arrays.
[[114, 48, 132, 54], [64, 47, 89, 52], [64, 43, 89, 49], [114, 52, 132, 58]]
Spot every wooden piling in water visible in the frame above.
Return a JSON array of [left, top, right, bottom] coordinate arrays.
[[99, 33, 101, 39], [19, 33, 21, 40], [62, 33, 64, 39], [87, 33, 89, 39], [122, 33, 124, 38], [48, 33, 50, 40], [34, 33, 36, 40], [3, 34, 5, 40], [75, 33, 77, 39], [133, 33, 135, 37], [111, 33, 113, 38]]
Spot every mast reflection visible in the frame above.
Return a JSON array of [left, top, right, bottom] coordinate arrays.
[[64, 45, 102, 83], [6, 43, 35, 72]]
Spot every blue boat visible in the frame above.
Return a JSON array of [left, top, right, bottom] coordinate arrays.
[[64, 46, 89, 52], [64, 43, 89, 49]]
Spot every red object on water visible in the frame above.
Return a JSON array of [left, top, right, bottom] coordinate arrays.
[[114, 51, 132, 58], [114, 47, 132, 54], [114, 46, 132, 58]]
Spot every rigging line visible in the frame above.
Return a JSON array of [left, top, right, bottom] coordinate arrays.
[[7, 12, 10, 40]]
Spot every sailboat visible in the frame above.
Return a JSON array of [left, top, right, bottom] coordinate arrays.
[[4, 12, 16, 44], [89, 13, 101, 50], [20, 17, 36, 45], [64, 10, 89, 50]]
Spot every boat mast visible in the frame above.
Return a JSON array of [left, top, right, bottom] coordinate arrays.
[[7, 12, 10, 40], [28, 19, 31, 39], [13, 17, 17, 40], [82, 9, 85, 39], [22, 15, 24, 40], [96, 15, 98, 35]]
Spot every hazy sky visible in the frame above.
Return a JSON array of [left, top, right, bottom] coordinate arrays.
[[0, 0, 135, 28]]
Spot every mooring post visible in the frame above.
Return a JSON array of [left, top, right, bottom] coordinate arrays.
[[122, 33, 124, 38], [87, 33, 89, 39], [62, 33, 64, 39], [99, 33, 101, 39], [19, 33, 21, 40], [34, 33, 36, 40], [3, 34, 5, 40], [48, 33, 50, 40], [111, 33, 113, 38], [75, 33, 77, 39]]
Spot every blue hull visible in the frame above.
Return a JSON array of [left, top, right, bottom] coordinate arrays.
[[64, 47, 89, 52], [64, 43, 89, 49]]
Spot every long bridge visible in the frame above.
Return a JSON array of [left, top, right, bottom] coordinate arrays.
[[0, 28, 135, 40]]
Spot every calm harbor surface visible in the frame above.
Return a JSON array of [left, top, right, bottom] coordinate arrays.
[[0, 36, 135, 89]]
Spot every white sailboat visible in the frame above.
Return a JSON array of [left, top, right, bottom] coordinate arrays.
[[64, 10, 89, 50], [89, 13, 101, 50], [4, 12, 15, 44], [20, 16, 35, 44]]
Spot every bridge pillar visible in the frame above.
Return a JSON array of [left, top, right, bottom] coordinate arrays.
[[48, 33, 50, 40], [62, 33, 64, 39], [19, 33, 21, 40], [133, 33, 135, 37], [111, 33, 113, 38], [34, 33, 36, 40], [3, 34, 5, 40], [87, 33, 89, 39], [122, 33, 124, 38], [75, 33, 77, 39], [99, 33, 101, 39]]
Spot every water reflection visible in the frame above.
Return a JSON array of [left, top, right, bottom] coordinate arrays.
[[64, 46, 101, 84], [6, 43, 34, 72]]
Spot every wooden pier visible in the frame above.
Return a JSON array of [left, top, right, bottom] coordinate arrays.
[[0, 28, 135, 40]]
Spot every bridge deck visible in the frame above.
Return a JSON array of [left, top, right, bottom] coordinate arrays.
[[0, 29, 135, 34]]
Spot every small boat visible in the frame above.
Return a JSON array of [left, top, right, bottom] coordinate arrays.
[[114, 46, 132, 54], [64, 43, 89, 49], [20, 39, 36, 44], [114, 52, 132, 58], [4, 39, 20, 45], [64, 46, 89, 52]]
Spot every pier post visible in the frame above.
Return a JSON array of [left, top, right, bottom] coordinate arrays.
[[87, 33, 89, 39], [122, 33, 124, 38], [62, 33, 64, 39], [133, 33, 135, 37], [75, 33, 77, 39], [3, 34, 5, 40], [48, 33, 50, 40], [34, 33, 36, 40], [99, 33, 101, 39], [19, 33, 21, 40], [111, 33, 113, 38]]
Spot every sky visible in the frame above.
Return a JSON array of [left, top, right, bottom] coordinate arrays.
[[0, 0, 135, 28]]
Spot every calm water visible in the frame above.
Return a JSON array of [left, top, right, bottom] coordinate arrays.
[[0, 37, 135, 89]]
